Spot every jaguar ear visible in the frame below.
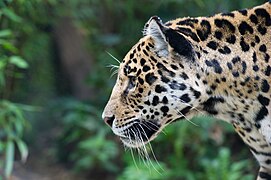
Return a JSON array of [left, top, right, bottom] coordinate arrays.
[[143, 16, 169, 57], [144, 16, 194, 60]]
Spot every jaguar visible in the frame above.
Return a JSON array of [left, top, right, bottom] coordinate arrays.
[[102, 1, 271, 179]]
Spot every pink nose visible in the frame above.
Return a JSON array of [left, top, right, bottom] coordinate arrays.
[[104, 116, 114, 127]]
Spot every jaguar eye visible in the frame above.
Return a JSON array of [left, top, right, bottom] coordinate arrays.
[[127, 76, 136, 90], [124, 76, 136, 95]]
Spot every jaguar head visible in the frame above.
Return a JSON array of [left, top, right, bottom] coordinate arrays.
[[102, 16, 202, 148]]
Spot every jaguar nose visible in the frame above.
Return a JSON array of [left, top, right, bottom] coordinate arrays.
[[104, 115, 115, 127]]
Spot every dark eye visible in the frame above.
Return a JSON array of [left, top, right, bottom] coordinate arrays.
[[125, 76, 136, 94]]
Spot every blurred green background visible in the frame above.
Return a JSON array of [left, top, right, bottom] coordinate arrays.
[[0, 0, 266, 179]]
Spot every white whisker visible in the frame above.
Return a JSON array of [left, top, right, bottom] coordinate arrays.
[[106, 51, 121, 64]]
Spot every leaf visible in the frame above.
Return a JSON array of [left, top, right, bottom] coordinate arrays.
[[5, 140, 14, 178], [2, 8, 22, 22], [9, 56, 29, 69], [16, 139, 28, 163], [0, 29, 12, 38]]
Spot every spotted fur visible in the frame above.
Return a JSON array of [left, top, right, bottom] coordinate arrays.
[[103, 2, 271, 179]]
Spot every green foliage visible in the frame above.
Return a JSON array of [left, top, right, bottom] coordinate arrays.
[[0, 101, 29, 177], [0, 1, 30, 178], [201, 148, 254, 180], [54, 99, 119, 173]]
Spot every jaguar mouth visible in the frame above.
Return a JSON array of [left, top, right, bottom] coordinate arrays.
[[119, 119, 160, 147]]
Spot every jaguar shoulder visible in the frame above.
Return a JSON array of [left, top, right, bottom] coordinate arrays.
[[103, 2, 271, 179]]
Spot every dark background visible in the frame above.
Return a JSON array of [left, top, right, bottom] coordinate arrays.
[[0, 0, 266, 179]]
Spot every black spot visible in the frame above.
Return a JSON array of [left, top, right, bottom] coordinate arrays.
[[162, 96, 168, 104], [180, 94, 191, 103], [145, 73, 157, 85], [221, 12, 234, 17], [207, 41, 218, 50], [255, 106, 268, 122], [253, 65, 259, 72], [205, 59, 222, 74], [196, 20, 211, 41], [160, 106, 169, 115], [140, 58, 146, 66], [180, 72, 189, 80], [155, 85, 167, 93], [258, 95, 270, 106], [226, 35, 236, 44], [138, 77, 144, 85], [240, 38, 250, 52], [214, 31, 223, 40], [169, 81, 187, 90], [221, 77, 226, 82], [138, 88, 143, 93], [257, 25, 267, 35], [253, 52, 257, 63], [218, 46, 231, 54], [261, 79, 270, 93], [232, 71, 239, 77], [180, 106, 192, 116], [214, 19, 235, 33], [250, 14, 258, 24], [238, 9, 247, 16], [190, 87, 201, 98], [143, 65, 151, 72], [259, 44, 267, 52], [265, 54, 270, 63], [170, 64, 178, 70], [238, 21, 253, 35], [241, 61, 247, 74], [227, 62, 232, 70], [177, 18, 198, 27], [152, 96, 159, 106], [161, 76, 170, 83], [265, 65, 271, 76], [255, 8, 271, 26], [165, 29, 194, 59]]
